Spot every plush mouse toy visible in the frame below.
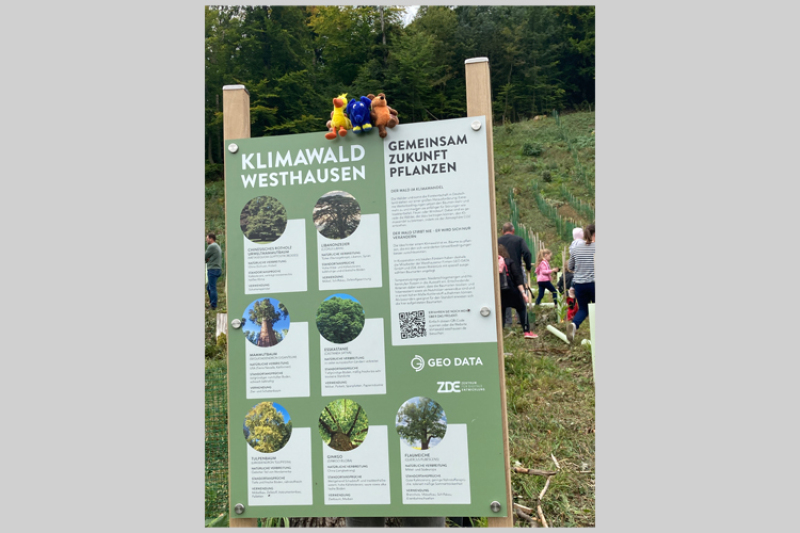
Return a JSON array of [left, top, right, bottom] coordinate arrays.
[[346, 96, 374, 134], [367, 93, 399, 138]]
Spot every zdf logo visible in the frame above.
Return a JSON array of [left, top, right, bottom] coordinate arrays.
[[411, 355, 425, 372]]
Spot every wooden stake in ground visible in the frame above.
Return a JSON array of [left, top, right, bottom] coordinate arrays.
[[466, 56, 513, 528], [222, 84, 258, 529]]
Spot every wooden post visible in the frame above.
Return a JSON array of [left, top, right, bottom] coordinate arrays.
[[222, 84, 258, 528], [465, 57, 513, 528]]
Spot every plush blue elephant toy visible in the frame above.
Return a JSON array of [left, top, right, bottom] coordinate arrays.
[[346, 96, 374, 134]]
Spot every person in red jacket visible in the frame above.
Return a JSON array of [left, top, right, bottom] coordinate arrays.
[[566, 287, 579, 322]]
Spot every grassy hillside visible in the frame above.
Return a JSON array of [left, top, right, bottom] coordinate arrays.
[[205, 111, 595, 527], [494, 112, 595, 266]]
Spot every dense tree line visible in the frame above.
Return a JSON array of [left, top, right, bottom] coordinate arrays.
[[205, 5, 594, 179]]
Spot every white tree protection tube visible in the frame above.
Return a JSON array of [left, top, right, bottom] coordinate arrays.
[[545, 325, 569, 344]]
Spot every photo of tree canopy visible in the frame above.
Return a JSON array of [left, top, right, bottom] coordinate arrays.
[[243, 401, 293, 453], [316, 294, 366, 344], [396, 396, 447, 450], [240, 196, 288, 244], [313, 191, 361, 240], [318, 398, 369, 451], [242, 297, 290, 347]]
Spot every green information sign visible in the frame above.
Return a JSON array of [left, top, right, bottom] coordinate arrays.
[[224, 116, 508, 518]]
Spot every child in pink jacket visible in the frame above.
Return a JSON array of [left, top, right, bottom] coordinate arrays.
[[534, 248, 560, 306]]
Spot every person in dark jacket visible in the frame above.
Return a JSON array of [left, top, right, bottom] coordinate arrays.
[[205, 232, 223, 310], [498, 222, 532, 325], [499, 244, 537, 339]]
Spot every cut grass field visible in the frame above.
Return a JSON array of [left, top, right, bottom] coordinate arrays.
[[205, 111, 595, 527]]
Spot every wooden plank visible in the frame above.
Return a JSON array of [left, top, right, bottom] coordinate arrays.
[[229, 517, 258, 527], [216, 312, 228, 338], [223, 84, 251, 529], [465, 56, 513, 528]]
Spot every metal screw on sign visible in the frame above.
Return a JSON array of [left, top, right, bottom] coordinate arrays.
[[231, 319, 242, 329], [471, 120, 482, 131], [490, 501, 501, 513], [480, 306, 491, 317], [234, 503, 245, 515], [228, 143, 239, 153]]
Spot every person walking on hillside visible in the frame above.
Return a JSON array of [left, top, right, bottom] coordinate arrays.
[[569, 227, 584, 255], [498, 222, 532, 325], [563, 226, 583, 291], [534, 248, 560, 306], [499, 244, 537, 339], [205, 232, 223, 310], [566, 224, 595, 342]]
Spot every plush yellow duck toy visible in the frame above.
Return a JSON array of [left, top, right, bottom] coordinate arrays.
[[325, 93, 352, 140]]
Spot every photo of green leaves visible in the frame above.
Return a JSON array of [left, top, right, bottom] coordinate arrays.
[[312, 191, 361, 240], [316, 293, 366, 344], [318, 398, 369, 451], [243, 401, 292, 453], [240, 195, 288, 244], [396, 396, 447, 450]]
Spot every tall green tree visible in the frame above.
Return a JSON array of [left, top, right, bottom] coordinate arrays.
[[406, 6, 465, 119], [396, 397, 447, 450], [247, 299, 289, 348], [313, 193, 361, 239], [240, 196, 288, 243], [244, 402, 292, 453], [552, 6, 595, 107], [316, 297, 365, 344], [386, 30, 443, 123], [520, 6, 567, 115]]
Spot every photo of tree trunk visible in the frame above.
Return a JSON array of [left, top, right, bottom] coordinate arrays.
[[318, 398, 369, 451], [312, 191, 361, 240], [316, 293, 366, 344], [240, 195, 288, 243], [396, 396, 448, 450], [243, 401, 293, 453], [242, 297, 290, 347]]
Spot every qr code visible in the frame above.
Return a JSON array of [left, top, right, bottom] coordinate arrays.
[[399, 310, 426, 339]]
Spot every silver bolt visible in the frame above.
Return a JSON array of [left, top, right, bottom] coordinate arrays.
[[231, 319, 242, 329], [490, 501, 501, 513], [480, 306, 491, 317], [228, 143, 239, 153], [234, 503, 245, 515], [471, 120, 482, 131]]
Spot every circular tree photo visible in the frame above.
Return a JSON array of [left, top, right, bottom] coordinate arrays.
[[243, 401, 292, 453], [242, 297, 290, 347], [395, 396, 447, 450], [313, 191, 361, 240], [240, 196, 288, 243], [316, 294, 366, 344], [319, 398, 369, 451]]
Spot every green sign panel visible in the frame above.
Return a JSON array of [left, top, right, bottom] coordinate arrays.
[[224, 116, 508, 518]]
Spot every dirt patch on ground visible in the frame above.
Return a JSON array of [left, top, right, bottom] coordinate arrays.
[[558, 203, 582, 223]]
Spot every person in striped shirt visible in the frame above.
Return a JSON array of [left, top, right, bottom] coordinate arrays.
[[566, 224, 595, 342]]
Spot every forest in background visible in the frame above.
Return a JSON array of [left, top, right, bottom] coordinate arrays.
[[205, 5, 595, 180]]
